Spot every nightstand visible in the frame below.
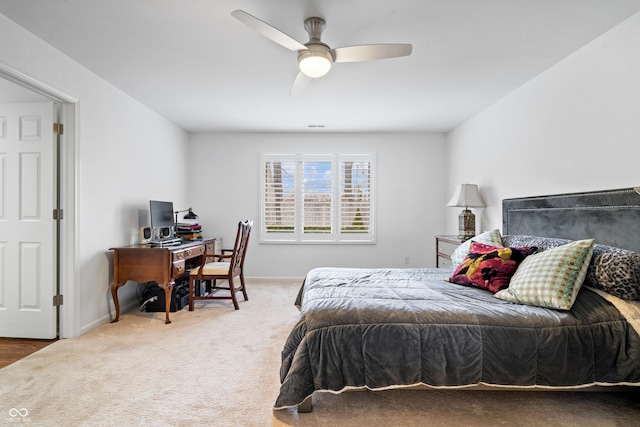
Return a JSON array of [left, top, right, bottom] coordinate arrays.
[[435, 235, 466, 268]]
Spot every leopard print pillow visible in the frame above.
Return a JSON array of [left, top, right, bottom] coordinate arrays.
[[502, 235, 571, 251], [585, 245, 640, 300]]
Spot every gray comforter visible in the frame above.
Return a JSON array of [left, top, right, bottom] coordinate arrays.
[[274, 267, 640, 409]]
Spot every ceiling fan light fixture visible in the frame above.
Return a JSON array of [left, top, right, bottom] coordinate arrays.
[[298, 48, 333, 78], [231, 10, 413, 94]]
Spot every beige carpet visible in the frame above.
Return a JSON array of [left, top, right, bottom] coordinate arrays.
[[1, 279, 639, 427]]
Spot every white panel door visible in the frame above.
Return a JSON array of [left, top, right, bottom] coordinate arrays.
[[0, 102, 56, 338]]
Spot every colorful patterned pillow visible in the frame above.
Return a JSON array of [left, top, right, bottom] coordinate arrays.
[[450, 229, 503, 267], [494, 239, 595, 310], [448, 242, 537, 293]]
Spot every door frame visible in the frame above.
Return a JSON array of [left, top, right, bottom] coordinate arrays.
[[0, 62, 79, 338]]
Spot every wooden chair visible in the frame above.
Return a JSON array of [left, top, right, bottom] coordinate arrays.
[[188, 220, 252, 310]]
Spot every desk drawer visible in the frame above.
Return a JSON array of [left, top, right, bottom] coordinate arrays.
[[172, 260, 186, 276], [205, 242, 215, 254], [173, 246, 205, 262], [205, 238, 223, 255]]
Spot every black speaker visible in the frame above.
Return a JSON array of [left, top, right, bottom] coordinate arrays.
[[139, 227, 152, 244], [161, 227, 171, 237]]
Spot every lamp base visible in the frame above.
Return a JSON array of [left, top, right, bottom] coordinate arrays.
[[458, 209, 476, 240]]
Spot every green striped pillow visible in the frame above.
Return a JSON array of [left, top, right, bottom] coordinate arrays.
[[494, 239, 595, 310]]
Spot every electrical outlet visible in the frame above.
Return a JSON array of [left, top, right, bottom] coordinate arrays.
[[404, 255, 410, 265]]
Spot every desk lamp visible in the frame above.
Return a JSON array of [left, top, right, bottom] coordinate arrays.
[[174, 207, 199, 224]]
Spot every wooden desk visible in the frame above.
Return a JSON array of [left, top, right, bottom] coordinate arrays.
[[110, 238, 218, 324]]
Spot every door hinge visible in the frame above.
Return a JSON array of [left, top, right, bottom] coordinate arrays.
[[53, 294, 64, 307], [53, 208, 64, 220], [53, 123, 64, 135]]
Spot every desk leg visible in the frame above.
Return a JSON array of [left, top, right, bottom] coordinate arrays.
[[161, 282, 174, 324], [110, 280, 125, 323]]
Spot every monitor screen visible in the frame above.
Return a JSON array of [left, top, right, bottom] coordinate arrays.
[[149, 200, 175, 229]]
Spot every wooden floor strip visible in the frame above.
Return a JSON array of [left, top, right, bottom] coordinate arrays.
[[0, 338, 58, 369]]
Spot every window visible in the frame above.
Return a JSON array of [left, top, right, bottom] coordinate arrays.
[[260, 153, 375, 243]]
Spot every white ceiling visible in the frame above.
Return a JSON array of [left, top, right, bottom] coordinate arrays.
[[1, 0, 639, 133]]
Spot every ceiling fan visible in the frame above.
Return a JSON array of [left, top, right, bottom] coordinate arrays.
[[231, 10, 413, 95]]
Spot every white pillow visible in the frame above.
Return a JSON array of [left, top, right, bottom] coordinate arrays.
[[450, 229, 503, 267]]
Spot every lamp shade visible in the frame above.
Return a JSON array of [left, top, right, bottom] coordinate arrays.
[[183, 208, 198, 220], [447, 184, 486, 208]]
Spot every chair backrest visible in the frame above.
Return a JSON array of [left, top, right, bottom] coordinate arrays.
[[229, 220, 252, 274]]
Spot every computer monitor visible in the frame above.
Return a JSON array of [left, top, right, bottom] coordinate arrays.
[[149, 200, 175, 230]]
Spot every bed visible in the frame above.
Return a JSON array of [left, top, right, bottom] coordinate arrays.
[[274, 187, 640, 412]]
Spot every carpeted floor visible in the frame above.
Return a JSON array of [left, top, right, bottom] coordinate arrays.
[[1, 279, 638, 426]]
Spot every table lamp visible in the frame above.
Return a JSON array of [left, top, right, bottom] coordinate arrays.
[[447, 184, 485, 240]]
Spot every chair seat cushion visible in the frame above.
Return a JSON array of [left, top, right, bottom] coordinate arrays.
[[189, 262, 231, 276]]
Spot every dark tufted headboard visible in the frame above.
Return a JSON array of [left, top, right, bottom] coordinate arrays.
[[502, 187, 640, 252]]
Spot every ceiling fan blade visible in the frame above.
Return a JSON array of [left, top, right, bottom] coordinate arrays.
[[231, 10, 308, 51], [290, 72, 312, 96], [332, 44, 412, 62]]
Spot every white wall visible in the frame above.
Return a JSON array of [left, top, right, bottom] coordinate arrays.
[[188, 132, 446, 277], [0, 14, 190, 336], [446, 11, 640, 234]]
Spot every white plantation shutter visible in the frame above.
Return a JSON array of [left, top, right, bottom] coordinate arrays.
[[302, 160, 333, 234], [263, 158, 296, 235], [340, 159, 371, 234], [260, 153, 375, 243]]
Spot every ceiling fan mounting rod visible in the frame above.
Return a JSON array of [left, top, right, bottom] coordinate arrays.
[[304, 17, 326, 44]]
